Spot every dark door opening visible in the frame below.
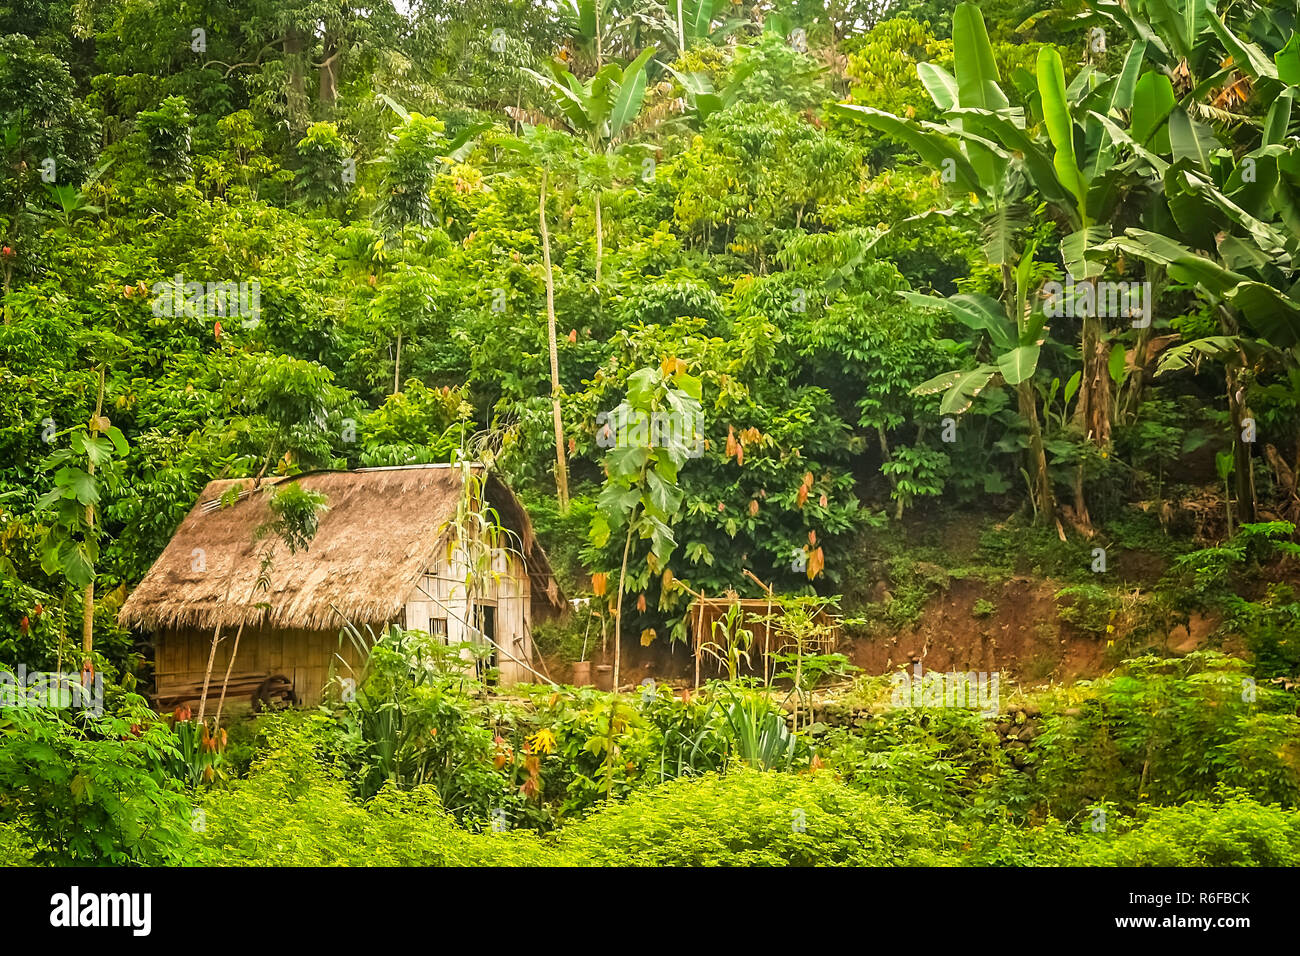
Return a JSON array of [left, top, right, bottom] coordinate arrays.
[[474, 604, 497, 679]]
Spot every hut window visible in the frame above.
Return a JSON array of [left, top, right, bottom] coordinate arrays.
[[428, 617, 448, 642]]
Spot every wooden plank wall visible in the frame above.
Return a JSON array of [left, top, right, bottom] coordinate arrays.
[[155, 625, 367, 707], [402, 544, 533, 684]]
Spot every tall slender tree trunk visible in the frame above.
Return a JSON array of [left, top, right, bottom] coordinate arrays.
[[393, 329, 402, 395], [1018, 382, 1061, 537], [1227, 364, 1258, 523], [612, 504, 638, 692], [82, 366, 105, 681], [197, 563, 239, 725], [213, 618, 247, 730], [594, 190, 603, 284], [1071, 306, 1110, 535], [283, 27, 308, 129], [318, 42, 340, 106], [540, 168, 570, 512]]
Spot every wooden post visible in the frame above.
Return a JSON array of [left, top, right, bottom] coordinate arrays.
[[693, 599, 704, 690]]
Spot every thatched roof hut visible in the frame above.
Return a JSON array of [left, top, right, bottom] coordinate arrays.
[[121, 464, 563, 706]]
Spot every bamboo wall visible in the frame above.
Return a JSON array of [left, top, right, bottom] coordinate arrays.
[[154, 624, 367, 708], [402, 543, 534, 684]]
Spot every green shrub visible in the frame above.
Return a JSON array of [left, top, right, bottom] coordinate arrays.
[[0, 695, 193, 865], [1082, 794, 1300, 866], [195, 712, 563, 866], [553, 767, 961, 866]]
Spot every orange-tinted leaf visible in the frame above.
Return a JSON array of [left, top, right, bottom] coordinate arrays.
[[639, 627, 657, 646], [808, 546, 825, 580], [591, 572, 607, 596]]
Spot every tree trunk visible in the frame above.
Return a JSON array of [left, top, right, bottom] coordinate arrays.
[[82, 366, 105, 680], [540, 168, 570, 512], [197, 563, 239, 724], [318, 44, 340, 106], [1018, 381, 1061, 537], [613, 506, 638, 692], [283, 27, 308, 128], [393, 329, 402, 395], [594, 190, 603, 284], [1227, 365, 1258, 523], [213, 618, 247, 729], [1078, 316, 1113, 445]]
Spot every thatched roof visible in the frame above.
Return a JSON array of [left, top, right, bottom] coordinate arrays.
[[119, 464, 563, 632]]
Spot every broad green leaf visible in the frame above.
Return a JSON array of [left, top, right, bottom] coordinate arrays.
[[1108, 341, 1127, 385], [625, 368, 659, 408], [953, 3, 1009, 111], [1131, 71, 1175, 150], [917, 62, 959, 112], [1278, 33, 1300, 86], [1168, 108, 1218, 171], [1060, 225, 1109, 280], [1107, 40, 1147, 113], [833, 105, 984, 195], [996, 344, 1041, 385], [1037, 47, 1086, 208], [1224, 282, 1300, 347], [609, 45, 657, 141], [684, 0, 713, 41], [1264, 93, 1294, 147], [912, 364, 1000, 415], [55, 466, 99, 506], [900, 291, 1017, 351], [1207, 12, 1277, 81], [948, 107, 1076, 212]]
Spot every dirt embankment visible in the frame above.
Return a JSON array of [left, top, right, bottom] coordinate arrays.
[[552, 575, 1222, 689], [844, 576, 1218, 683]]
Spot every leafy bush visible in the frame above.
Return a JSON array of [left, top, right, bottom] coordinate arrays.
[[1081, 794, 1300, 867], [554, 767, 960, 866], [0, 695, 193, 865]]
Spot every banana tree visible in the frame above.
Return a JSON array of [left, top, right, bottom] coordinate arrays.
[[834, 3, 1062, 528], [876, 3, 1176, 530], [1090, 1, 1300, 521], [525, 45, 656, 283], [665, 0, 717, 57], [562, 0, 664, 71], [660, 57, 759, 129]]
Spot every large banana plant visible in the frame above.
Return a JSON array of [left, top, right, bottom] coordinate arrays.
[[1088, 0, 1300, 521], [525, 45, 657, 282], [834, 3, 1062, 528]]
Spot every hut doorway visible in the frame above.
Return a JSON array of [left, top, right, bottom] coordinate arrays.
[[473, 603, 497, 678]]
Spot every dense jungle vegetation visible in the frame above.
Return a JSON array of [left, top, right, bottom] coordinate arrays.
[[2, 0, 1300, 867]]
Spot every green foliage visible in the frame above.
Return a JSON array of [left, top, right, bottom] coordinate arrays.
[[0, 695, 193, 865], [1080, 793, 1300, 866], [556, 767, 959, 865]]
